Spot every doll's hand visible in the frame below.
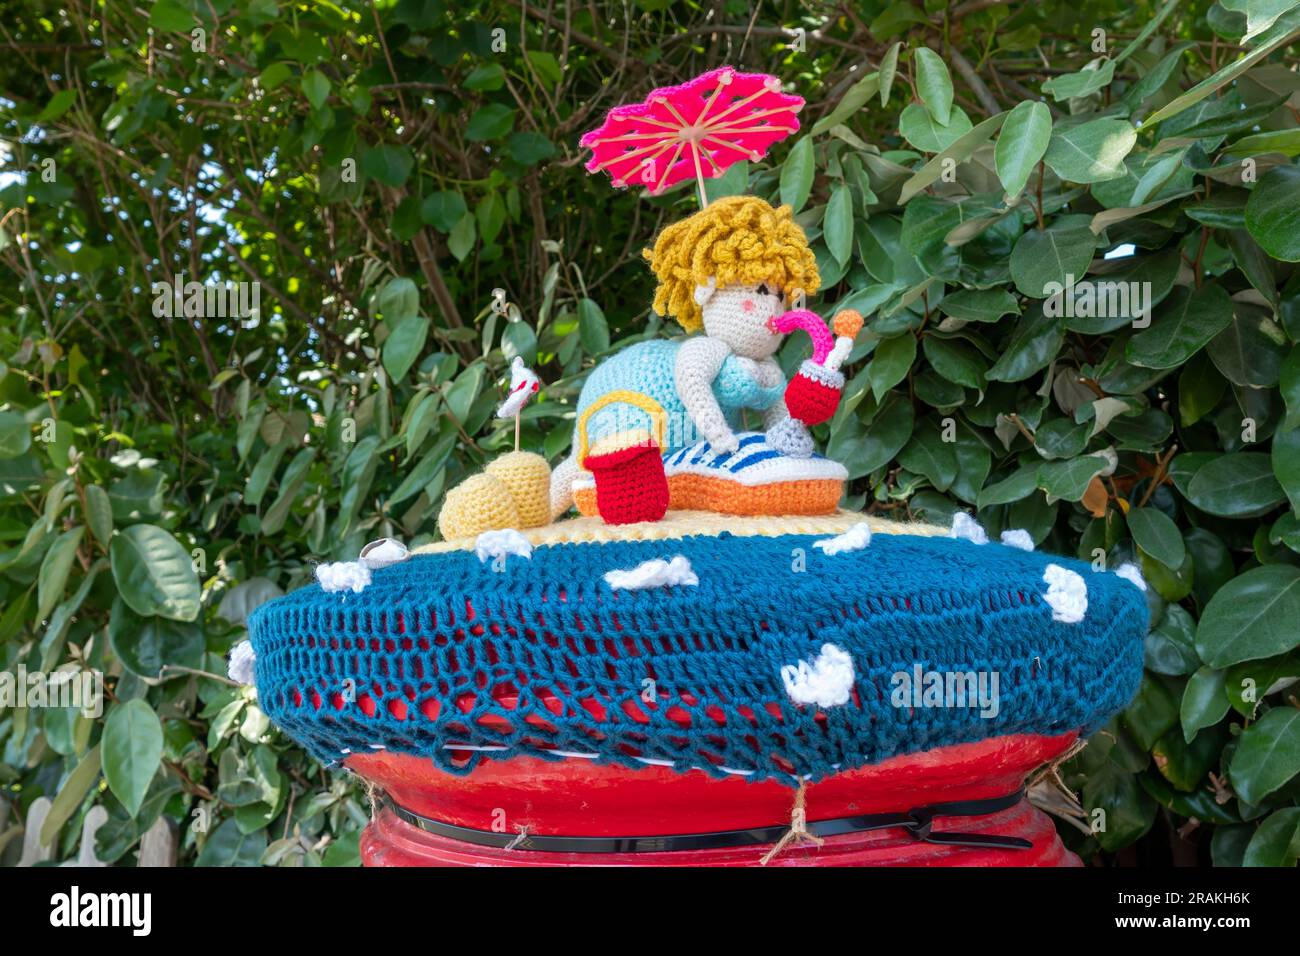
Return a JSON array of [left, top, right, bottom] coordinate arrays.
[[708, 429, 740, 454]]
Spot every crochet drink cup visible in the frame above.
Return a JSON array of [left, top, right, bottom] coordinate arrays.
[[773, 308, 863, 427]]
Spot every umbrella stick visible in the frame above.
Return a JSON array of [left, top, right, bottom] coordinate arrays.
[[515, 414, 521, 452], [692, 143, 708, 208]]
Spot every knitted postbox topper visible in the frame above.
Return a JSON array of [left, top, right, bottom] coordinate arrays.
[[246, 516, 1148, 786]]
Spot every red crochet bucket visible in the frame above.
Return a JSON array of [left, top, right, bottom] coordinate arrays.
[[583, 441, 669, 524]]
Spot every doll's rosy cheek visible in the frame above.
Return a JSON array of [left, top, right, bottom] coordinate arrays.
[[742, 299, 755, 312]]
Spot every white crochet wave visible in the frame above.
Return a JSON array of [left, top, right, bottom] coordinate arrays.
[[1114, 562, 1147, 592], [781, 643, 855, 709], [1043, 563, 1088, 623], [316, 561, 372, 594], [604, 555, 698, 591], [814, 522, 872, 555], [227, 640, 256, 685], [949, 512, 988, 544], [1000, 528, 1034, 551], [475, 529, 534, 563]]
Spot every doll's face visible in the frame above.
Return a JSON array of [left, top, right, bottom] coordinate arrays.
[[697, 281, 786, 359]]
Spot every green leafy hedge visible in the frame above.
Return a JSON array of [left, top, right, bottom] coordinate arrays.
[[2, 0, 1299, 866]]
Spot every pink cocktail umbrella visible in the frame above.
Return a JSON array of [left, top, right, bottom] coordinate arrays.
[[580, 66, 804, 207]]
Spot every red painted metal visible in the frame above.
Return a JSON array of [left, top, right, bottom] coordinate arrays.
[[351, 731, 1082, 867]]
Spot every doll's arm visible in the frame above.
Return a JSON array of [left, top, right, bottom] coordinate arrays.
[[675, 337, 739, 453]]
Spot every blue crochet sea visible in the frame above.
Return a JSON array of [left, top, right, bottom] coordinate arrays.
[[247, 529, 1148, 785]]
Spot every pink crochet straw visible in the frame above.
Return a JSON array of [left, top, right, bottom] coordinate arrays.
[[771, 309, 835, 364]]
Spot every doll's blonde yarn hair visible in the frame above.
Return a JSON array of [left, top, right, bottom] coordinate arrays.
[[644, 196, 820, 332]]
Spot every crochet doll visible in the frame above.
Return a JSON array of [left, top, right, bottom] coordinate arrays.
[[551, 195, 849, 522]]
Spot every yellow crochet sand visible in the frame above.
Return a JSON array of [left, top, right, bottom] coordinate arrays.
[[416, 509, 947, 555]]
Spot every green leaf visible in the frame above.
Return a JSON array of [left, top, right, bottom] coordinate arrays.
[[38, 89, 78, 122], [443, 364, 484, 424], [1209, 304, 1286, 388], [1229, 707, 1300, 805], [1226, 650, 1300, 717], [1083, 761, 1157, 851], [1274, 425, 1300, 512], [1144, 7, 1300, 126], [1145, 604, 1199, 677], [196, 818, 267, 867], [447, 212, 476, 261], [1125, 675, 1180, 750], [0, 410, 31, 458], [779, 137, 815, 211], [216, 577, 284, 626], [1185, 452, 1285, 518], [1039, 454, 1109, 502], [361, 145, 413, 187], [1010, 225, 1097, 299], [108, 596, 204, 680], [578, 298, 610, 354], [389, 431, 455, 506], [301, 69, 330, 109], [383, 315, 429, 382], [109, 524, 202, 622], [1125, 283, 1233, 369], [1153, 723, 1223, 791], [897, 422, 958, 492], [914, 48, 953, 125], [1243, 807, 1300, 867], [878, 42, 902, 105], [1196, 564, 1300, 667], [378, 278, 419, 327], [148, 0, 194, 30], [899, 114, 1006, 204], [823, 185, 853, 266], [421, 191, 468, 233], [1042, 59, 1116, 101], [811, 73, 880, 135], [40, 744, 102, 846], [84, 483, 113, 545], [1225, 127, 1300, 159], [465, 103, 516, 142], [995, 101, 1052, 199], [832, 394, 913, 479], [868, 334, 916, 401], [102, 699, 164, 818], [1043, 119, 1136, 183], [38, 526, 84, 622], [923, 335, 987, 389], [261, 447, 316, 537], [1277, 347, 1300, 432], [507, 131, 556, 166], [899, 103, 973, 153], [1180, 667, 1229, 741], [987, 308, 1064, 381], [1128, 506, 1185, 569], [1245, 165, 1300, 262], [978, 463, 1040, 508], [938, 288, 1020, 323], [463, 63, 505, 92]]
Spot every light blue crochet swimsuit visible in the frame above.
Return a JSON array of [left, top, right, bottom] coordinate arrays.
[[576, 339, 784, 454]]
